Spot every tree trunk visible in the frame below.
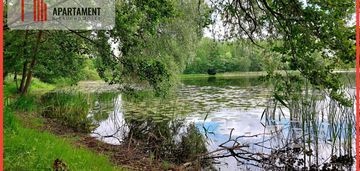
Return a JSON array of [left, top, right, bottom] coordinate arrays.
[[19, 30, 29, 93], [19, 60, 28, 93], [14, 71, 18, 90], [22, 59, 36, 95], [21, 31, 42, 95]]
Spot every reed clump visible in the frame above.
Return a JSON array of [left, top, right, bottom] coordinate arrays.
[[41, 91, 94, 133]]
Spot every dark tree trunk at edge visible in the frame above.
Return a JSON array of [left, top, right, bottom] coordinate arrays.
[[19, 30, 29, 93], [21, 31, 42, 95]]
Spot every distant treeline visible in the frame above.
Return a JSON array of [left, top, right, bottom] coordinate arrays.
[[184, 38, 270, 74], [184, 38, 354, 74]]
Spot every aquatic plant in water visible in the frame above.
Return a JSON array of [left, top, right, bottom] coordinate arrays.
[[206, 75, 355, 170]]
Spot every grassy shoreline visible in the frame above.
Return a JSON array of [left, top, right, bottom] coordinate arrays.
[[4, 78, 125, 171], [4, 77, 182, 171]]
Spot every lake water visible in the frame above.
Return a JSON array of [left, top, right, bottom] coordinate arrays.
[[89, 73, 356, 170]]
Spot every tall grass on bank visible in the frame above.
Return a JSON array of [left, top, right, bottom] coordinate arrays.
[[41, 91, 94, 132], [4, 108, 122, 171], [4, 77, 124, 170], [41, 91, 120, 132]]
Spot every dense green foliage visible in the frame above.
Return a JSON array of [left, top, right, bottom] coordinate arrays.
[[213, 0, 355, 105], [184, 38, 283, 74], [4, 0, 354, 101], [183, 37, 353, 75], [94, 0, 211, 95], [4, 0, 356, 170], [4, 0, 211, 96], [4, 30, 91, 94]]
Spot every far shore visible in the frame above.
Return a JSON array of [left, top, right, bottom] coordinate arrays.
[[180, 69, 356, 79]]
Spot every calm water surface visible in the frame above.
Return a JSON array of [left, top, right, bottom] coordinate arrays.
[[89, 74, 356, 170]]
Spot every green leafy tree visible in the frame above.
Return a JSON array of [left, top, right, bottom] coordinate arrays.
[[94, 0, 211, 95], [5, 0, 211, 96], [184, 38, 268, 74], [213, 0, 355, 105], [4, 30, 88, 94]]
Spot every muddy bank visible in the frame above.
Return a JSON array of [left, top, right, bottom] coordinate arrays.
[[41, 117, 195, 171]]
